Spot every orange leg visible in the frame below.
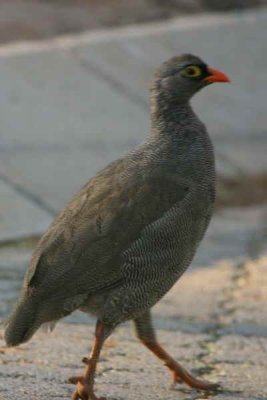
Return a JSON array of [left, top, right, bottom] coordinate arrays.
[[141, 340, 219, 390], [134, 311, 220, 391], [68, 321, 108, 400]]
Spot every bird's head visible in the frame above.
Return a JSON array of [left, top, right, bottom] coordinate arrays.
[[151, 54, 230, 104]]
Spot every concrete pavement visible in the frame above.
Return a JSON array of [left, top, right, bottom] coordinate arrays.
[[0, 8, 267, 400], [0, 8, 266, 240], [0, 233, 266, 400]]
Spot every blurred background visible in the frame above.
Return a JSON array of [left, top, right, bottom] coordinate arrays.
[[0, 1, 266, 399], [0, 0, 266, 43]]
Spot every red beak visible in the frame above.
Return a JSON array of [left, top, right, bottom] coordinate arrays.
[[204, 67, 230, 83]]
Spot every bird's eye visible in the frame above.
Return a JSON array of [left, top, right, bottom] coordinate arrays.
[[181, 65, 202, 78]]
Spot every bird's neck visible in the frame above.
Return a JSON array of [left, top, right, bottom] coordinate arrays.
[[150, 91, 196, 137]]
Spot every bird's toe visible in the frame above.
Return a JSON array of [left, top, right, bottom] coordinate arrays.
[[71, 381, 106, 400]]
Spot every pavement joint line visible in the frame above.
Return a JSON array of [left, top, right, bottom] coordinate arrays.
[[68, 49, 261, 184], [0, 234, 40, 249], [0, 8, 265, 58], [69, 54, 260, 181], [73, 52, 148, 112], [194, 254, 266, 376], [180, 281, 230, 389], [188, 250, 264, 388], [0, 172, 56, 217], [217, 260, 249, 320], [67, 52, 251, 180], [69, 48, 250, 175], [215, 153, 246, 177]]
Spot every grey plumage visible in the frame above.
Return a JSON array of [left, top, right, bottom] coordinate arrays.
[[5, 54, 217, 351], [4, 54, 231, 399]]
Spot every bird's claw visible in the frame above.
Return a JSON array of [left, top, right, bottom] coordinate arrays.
[[71, 381, 106, 400], [171, 370, 221, 391]]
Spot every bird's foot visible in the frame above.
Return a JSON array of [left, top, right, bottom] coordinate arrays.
[[71, 381, 106, 400], [172, 368, 220, 391], [140, 339, 220, 392], [68, 358, 106, 400], [68, 376, 106, 400]]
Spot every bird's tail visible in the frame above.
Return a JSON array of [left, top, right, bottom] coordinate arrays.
[[4, 294, 41, 347]]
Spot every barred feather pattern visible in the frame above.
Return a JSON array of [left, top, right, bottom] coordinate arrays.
[[99, 104, 215, 326], [4, 56, 216, 345]]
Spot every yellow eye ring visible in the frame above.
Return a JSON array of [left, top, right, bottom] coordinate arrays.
[[181, 65, 202, 78]]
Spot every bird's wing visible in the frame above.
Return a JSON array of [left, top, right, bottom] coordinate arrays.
[[24, 157, 189, 300], [119, 184, 212, 313]]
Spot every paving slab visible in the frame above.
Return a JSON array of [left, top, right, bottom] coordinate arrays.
[[211, 363, 267, 400], [1, 239, 267, 399], [0, 179, 51, 242], [0, 324, 212, 400], [73, 10, 267, 174], [1, 203, 267, 399], [0, 49, 148, 214], [0, 9, 266, 242], [219, 254, 267, 337], [0, 12, 266, 398]]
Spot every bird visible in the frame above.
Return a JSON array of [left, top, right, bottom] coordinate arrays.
[[4, 54, 230, 400]]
